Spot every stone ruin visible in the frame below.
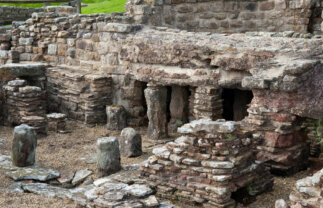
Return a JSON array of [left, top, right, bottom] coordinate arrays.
[[0, 0, 322, 207]]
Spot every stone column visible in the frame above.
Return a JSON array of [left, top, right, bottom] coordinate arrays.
[[96, 137, 121, 177], [144, 84, 168, 140], [106, 105, 127, 130], [12, 124, 37, 167], [168, 86, 189, 133], [191, 86, 222, 121]]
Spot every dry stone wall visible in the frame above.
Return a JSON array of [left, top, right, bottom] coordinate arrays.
[[126, 0, 323, 34], [0, 6, 43, 26]]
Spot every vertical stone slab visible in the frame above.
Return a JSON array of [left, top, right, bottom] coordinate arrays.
[[106, 105, 127, 130], [96, 137, 121, 177], [120, 127, 142, 157], [168, 86, 188, 133], [12, 124, 37, 167], [144, 84, 168, 140]]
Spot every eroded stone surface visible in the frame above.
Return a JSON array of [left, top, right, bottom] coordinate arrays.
[[96, 137, 121, 177], [12, 124, 37, 167], [120, 128, 142, 158]]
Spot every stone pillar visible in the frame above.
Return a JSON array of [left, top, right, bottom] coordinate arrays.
[[12, 124, 37, 167], [144, 84, 168, 140], [120, 127, 142, 157], [106, 105, 127, 130], [96, 137, 121, 177], [191, 86, 222, 121], [168, 86, 188, 133], [47, 113, 67, 132]]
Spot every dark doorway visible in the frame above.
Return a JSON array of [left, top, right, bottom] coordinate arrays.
[[221, 88, 253, 121]]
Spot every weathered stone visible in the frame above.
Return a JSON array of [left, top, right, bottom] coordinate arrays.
[[275, 199, 289, 208], [145, 84, 168, 140], [5, 165, 60, 181], [96, 137, 121, 177], [120, 128, 142, 157], [72, 169, 93, 186], [106, 105, 127, 130], [12, 124, 37, 167]]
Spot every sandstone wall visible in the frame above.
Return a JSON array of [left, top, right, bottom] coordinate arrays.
[[126, 0, 323, 34], [0, 6, 43, 26]]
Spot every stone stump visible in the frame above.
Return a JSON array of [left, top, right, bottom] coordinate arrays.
[[47, 113, 67, 132], [144, 84, 168, 140], [168, 86, 189, 133], [120, 128, 142, 157], [106, 105, 127, 130], [12, 124, 37, 167], [96, 137, 121, 177]]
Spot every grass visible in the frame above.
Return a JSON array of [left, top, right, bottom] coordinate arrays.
[[0, 0, 127, 14]]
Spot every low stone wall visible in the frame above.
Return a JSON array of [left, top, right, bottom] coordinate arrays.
[[141, 119, 274, 207], [126, 0, 322, 34], [0, 6, 43, 26]]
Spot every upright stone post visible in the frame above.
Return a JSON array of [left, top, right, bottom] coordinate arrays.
[[106, 105, 127, 130], [12, 124, 37, 167], [120, 127, 142, 157], [168, 86, 188, 133], [96, 137, 121, 177], [144, 84, 168, 140]]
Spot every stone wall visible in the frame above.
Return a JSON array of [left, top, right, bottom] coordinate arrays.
[[126, 0, 323, 34], [0, 6, 43, 26], [4, 8, 323, 172]]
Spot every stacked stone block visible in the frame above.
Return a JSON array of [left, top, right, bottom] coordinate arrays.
[[127, 0, 322, 34], [4, 79, 47, 134], [141, 119, 273, 207], [190, 86, 222, 121], [0, 34, 19, 64], [0, 6, 43, 26], [289, 168, 323, 208], [47, 113, 67, 132], [242, 90, 310, 175], [46, 66, 112, 125]]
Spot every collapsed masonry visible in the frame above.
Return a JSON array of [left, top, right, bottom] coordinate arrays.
[[0, 0, 322, 206]]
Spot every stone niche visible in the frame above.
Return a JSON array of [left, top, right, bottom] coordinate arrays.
[[141, 119, 273, 208]]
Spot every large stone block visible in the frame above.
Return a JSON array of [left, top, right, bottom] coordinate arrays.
[[12, 124, 37, 167], [96, 137, 121, 177], [120, 127, 142, 157], [106, 105, 127, 130]]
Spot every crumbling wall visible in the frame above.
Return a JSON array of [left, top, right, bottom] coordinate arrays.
[[141, 119, 274, 207], [0, 6, 43, 26], [126, 0, 322, 34]]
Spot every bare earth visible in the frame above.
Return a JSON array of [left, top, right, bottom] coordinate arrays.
[[0, 121, 322, 208]]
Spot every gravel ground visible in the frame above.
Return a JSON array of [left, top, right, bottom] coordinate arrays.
[[0, 121, 322, 208]]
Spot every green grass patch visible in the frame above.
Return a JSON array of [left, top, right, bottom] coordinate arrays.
[[0, 0, 126, 14]]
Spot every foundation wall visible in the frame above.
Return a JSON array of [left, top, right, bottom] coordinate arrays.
[[126, 0, 323, 34]]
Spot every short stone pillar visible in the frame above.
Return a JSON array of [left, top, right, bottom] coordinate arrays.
[[12, 124, 37, 167], [144, 84, 168, 140], [120, 128, 142, 157], [168, 86, 189, 133], [96, 137, 121, 177], [47, 113, 67, 132], [106, 105, 127, 130]]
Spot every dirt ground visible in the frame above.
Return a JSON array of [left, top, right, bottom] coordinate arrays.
[[0, 121, 322, 208]]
